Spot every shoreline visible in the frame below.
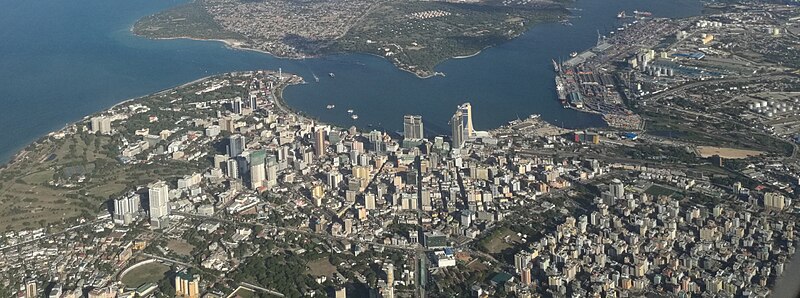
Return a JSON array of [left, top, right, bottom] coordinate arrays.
[[0, 73, 228, 169]]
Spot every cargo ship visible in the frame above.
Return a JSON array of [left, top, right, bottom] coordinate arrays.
[[555, 76, 568, 105]]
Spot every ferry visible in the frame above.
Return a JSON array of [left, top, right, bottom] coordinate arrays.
[[570, 51, 578, 58], [328, 72, 335, 78], [351, 114, 359, 120], [326, 104, 335, 109]]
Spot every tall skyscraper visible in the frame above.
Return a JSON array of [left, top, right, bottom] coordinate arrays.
[[231, 97, 243, 114], [113, 193, 140, 226], [458, 103, 474, 137], [227, 134, 246, 157], [451, 111, 465, 149], [266, 160, 278, 189], [450, 102, 475, 149], [175, 271, 200, 298], [514, 251, 532, 274], [403, 115, 424, 140], [148, 181, 170, 228], [382, 263, 395, 298], [225, 158, 239, 179], [249, 150, 267, 189], [313, 127, 326, 157], [610, 179, 624, 199]]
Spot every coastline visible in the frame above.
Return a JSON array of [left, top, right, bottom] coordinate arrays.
[[0, 73, 226, 169]]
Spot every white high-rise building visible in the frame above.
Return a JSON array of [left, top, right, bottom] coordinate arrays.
[[610, 179, 624, 199], [113, 193, 140, 226], [148, 181, 170, 228]]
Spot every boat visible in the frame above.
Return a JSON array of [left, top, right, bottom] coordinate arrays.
[[347, 109, 354, 114], [326, 104, 335, 109], [570, 51, 578, 58], [351, 114, 359, 120], [617, 11, 626, 19], [555, 77, 568, 104], [552, 59, 560, 73], [328, 72, 335, 78], [312, 73, 319, 82], [633, 10, 652, 17]]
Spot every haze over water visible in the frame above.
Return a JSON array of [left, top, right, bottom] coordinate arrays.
[[0, 0, 702, 163]]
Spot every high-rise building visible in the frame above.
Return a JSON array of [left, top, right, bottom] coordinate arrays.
[[148, 181, 170, 228], [451, 111, 465, 149], [225, 158, 239, 179], [313, 127, 326, 157], [265, 160, 278, 189], [610, 179, 624, 199], [450, 102, 475, 149], [227, 134, 246, 157], [175, 271, 200, 298], [382, 263, 395, 298], [521, 267, 532, 285], [250, 150, 267, 189], [459, 103, 474, 137], [113, 192, 140, 226], [403, 115, 424, 140], [231, 97, 243, 114], [514, 251, 531, 274], [25, 280, 37, 298], [90, 116, 112, 135], [334, 287, 346, 298]]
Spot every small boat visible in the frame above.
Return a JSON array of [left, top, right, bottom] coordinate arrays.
[[351, 114, 359, 120], [570, 52, 578, 58], [347, 109, 354, 114], [617, 11, 626, 19], [326, 104, 335, 109], [552, 59, 560, 72], [328, 72, 335, 78], [633, 10, 652, 17]]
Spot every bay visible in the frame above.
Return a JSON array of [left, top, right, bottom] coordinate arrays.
[[0, 0, 702, 163]]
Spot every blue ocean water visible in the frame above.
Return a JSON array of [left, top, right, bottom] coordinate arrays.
[[0, 0, 702, 163]]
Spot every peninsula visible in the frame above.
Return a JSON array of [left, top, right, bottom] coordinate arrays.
[[132, 0, 567, 77]]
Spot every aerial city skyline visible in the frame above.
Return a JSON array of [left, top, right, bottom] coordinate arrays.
[[1, 0, 800, 297]]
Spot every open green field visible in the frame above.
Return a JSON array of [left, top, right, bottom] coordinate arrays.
[[167, 239, 196, 257], [230, 287, 257, 298], [477, 226, 522, 254], [306, 256, 338, 277], [120, 262, 170, 288], [644, 184, 677, 197]]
